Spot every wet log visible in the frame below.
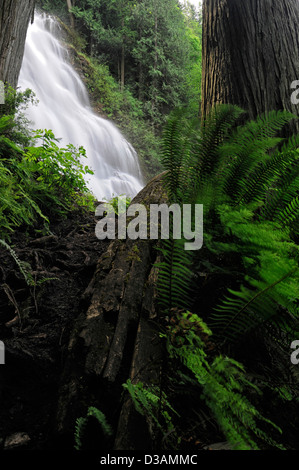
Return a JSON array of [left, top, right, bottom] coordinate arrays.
[[56, 172, 168, 450]]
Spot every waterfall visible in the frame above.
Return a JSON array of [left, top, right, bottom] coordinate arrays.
[[18, 12, 144, 201]]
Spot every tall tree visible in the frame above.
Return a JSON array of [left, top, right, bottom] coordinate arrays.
[[66, 0, 75, 29], [0, 0, 35, 89], [131, 0, 189, 125], [201, 0, 299, 133]]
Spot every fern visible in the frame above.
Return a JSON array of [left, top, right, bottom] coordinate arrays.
[[160, 108, 198, 203], [122, 379, 179, 441], [74, 406, 113, 451], [157, 105, 298, 449], [234, 135, 299, 207], [194, 104, 245, 185], [208, 205, 299, 344], [156, 238, 193, 313], [218, 110, 294, 202]]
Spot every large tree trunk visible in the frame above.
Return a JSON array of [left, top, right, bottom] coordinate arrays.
[[201, 0, 299, 133], [0, 0, 35, 89]]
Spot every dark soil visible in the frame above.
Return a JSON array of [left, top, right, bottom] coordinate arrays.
[[0, 207, 107, 450], [0, 201, 299, 452]]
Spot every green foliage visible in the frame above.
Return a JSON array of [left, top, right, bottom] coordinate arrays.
[[0, 239, 34, 286], [0, 154, 48, 239], [36, 0, 68, 18], [130, 0, 190, 125], [156, 238, 193, 313], [182, 3, 202, 114], [159, 105, 299, 344], [102, 194, 131, 215], [0, 87, 37, 149], [123, 379, 179, 445], [209, 205, 299, 344], [74, 406, 113, 450], [155, 105, 299, 450], [24, 129, 95, 212], [68, 0, 199, 128]]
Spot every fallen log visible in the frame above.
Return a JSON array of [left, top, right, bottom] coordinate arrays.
[[56, 172, 168, 450]]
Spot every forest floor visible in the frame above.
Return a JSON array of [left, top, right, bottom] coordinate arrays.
[[0, 205, 107, 450], [1, 202, 299, 451]]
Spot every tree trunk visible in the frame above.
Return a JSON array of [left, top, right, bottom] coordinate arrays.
[[201, 0, 299, 134], [0, 0, 35, 89], [121, 16, 125, 92]]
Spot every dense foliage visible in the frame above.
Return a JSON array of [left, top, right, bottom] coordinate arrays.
[[0, 87, 94, 241], [37, 0, 202, 127], [132, 106, 299, 450], [36, 0, 201, 180]]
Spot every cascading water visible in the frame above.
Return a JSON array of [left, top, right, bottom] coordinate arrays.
[[18, 12, 144, 201]]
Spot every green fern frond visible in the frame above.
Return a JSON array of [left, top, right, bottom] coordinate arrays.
[[0, 239, 34, 286], [240, 134, 299, 205], [156, 238, 193, 313], [277, 196, 299, 225], [218, 110, 295, 202], [210, 269, 298, 344], [167, 314, 285, 450], [160, 108, 197, 203], [261, 162, 299, 222], [123, 379, 178, 436]]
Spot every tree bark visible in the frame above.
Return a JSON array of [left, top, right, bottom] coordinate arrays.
[[0, 0, 35, 89], [66, 0, 75, 30], [56, 173, 168, 450], [121, 16, 125, 92], [201, 0, 299, 133]]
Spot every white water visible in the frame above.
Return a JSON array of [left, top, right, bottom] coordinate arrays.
[[18, 13, 144, 201]]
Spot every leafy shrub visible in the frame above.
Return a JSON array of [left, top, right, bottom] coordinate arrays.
[[165, 312, 285, 450], [0, 93, 95, 240]]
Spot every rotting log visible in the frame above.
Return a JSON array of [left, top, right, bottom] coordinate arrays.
[[56, 172, 168, 450]]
